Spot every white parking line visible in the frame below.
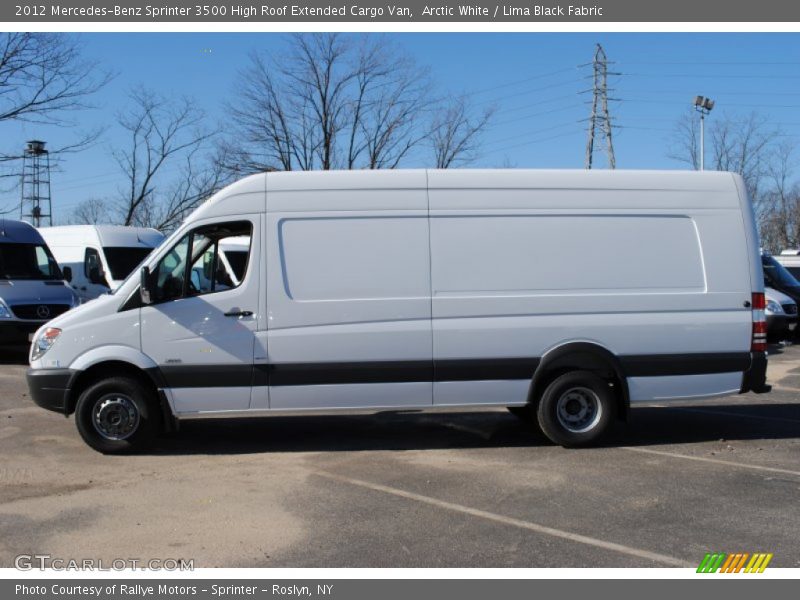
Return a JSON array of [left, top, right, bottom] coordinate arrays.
[[620, 446, 800, 478], [315, 470, 691, 567], [653, 404, 800, 425]]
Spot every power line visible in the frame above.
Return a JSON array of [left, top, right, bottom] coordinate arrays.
[[483, 120, 582, 147], [491, 103, 584, 128], [486, 129, 584, 155], [463, 67, 578, 97]]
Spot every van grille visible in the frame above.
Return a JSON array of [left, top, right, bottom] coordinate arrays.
[[783, 303, 798, 316], [10, 304, 71, 320]]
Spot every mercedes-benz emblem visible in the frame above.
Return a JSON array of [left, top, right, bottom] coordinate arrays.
[[36, 305, 50, 319]]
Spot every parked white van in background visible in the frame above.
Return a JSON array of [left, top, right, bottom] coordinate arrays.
[[38, 225, 164, 302], [26, 170, 768, 453], [0, 219, 78, 348]]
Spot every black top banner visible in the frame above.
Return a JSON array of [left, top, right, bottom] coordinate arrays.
[[3, 0, 798, 22]]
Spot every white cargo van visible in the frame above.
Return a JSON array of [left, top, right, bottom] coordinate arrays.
[[26, 170, 768, 453], [0, 219, 78, 347], [38, 225, 164, 301]]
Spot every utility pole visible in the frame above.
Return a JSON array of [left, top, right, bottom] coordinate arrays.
[[19, 140, 53, 227], [584, 44, 618, 169], [693, 96, 715, 171]]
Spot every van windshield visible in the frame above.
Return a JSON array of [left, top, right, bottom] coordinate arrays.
[[762, 254, 800, 288], [0, 243, 62, 280], [103, 247, 156, 281]]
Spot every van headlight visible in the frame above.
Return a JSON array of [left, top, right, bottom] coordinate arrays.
[[0, 300, 11, 319], [766, 299, 784, 315], [31, 327, 61, 361]]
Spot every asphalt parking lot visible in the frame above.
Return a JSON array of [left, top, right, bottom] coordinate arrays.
[[0, 346, 798, 569]]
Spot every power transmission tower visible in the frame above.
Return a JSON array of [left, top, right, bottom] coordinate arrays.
[[20, 140, 53, 227], [583, 44, 619, 169]]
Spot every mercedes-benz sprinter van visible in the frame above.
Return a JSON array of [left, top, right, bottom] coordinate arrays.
[[26, 170, 768, 453], [0, 219, 78, 347], [38, 225, 165, 302]]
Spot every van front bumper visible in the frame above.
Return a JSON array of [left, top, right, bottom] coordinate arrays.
[[740, 351, 770, 394], [0, 321, 43, 346], [26, 368, 76, 415]]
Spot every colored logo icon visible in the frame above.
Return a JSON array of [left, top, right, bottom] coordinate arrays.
[[697, 552, 773, 573]]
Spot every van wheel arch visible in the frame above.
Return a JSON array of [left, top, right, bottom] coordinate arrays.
[[528, 343, 629, 421], [66, 361, 170, 427]]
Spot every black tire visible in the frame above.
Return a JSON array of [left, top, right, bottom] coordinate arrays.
[[536, 370, 616, 447], [75, 376, 160, 454]]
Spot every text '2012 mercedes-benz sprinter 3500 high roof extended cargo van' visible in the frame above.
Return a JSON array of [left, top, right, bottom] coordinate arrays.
[[26, 170, 769, 453]]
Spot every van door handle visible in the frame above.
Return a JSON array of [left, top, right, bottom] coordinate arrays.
[[224, 310, 253, 317]]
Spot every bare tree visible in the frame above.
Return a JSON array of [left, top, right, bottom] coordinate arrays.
[[760, 141, 800, 251], [113, 87, 222, 229], [669, 110, 797, 251], [0, 33, 110, 124], [222, 34, 481, 173], [667, 111, 701, 170], [669, 111, 778, 197], [66, 197, 111, 225], [430, 96, 495, 169], [0, 33, 111, 180]]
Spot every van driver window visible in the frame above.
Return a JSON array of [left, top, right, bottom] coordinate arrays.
[[152, 221, 252, 303]]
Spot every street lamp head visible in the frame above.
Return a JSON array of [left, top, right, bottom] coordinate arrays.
[[694, 95, 715, 114]]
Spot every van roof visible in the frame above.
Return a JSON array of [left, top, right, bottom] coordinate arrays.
[[0, 219, 46, 245], [38, 225, 164, 248], [263, 168, 738, 192], [191, 169, 743, 223]]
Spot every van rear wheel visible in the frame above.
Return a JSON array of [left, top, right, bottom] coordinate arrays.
[[75, 376, 160, 454], [536, 371, 615, 447]]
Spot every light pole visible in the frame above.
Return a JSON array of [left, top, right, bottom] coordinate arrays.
[[693, 96, 715, 171]]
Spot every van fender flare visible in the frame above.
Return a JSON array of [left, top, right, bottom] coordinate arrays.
[[64, 346, 172, 422], [69, 345, 160, 374], [529, 341, 630, 420]]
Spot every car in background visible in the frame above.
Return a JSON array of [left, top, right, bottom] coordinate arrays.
[[776, 249, 800, 280], [762, 252, 800, 312], [0, 219, 78, 348], [765, 286, 798, 343], [38, 225, 165, 302]]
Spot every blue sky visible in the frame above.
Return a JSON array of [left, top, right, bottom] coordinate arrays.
[[2, 32, 800, 220]]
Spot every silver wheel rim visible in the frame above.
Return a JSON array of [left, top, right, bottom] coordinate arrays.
[[555, 387, 602, 434], [91, 394, 140, 441]]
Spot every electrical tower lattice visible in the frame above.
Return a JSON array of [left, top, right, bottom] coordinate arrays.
[[584, 44, 619, 169], [20, 140, 52, 227]]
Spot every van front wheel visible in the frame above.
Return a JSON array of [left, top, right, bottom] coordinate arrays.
[[536, 371, 615, 447], [75, 376, 160, 454]]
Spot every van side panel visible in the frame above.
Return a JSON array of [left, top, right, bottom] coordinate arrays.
[[428, 178, 752, 405], [265, 184, 433, 410]]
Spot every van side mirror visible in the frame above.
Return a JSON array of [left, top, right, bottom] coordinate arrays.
[[140, 266, 154, 305], [62, 266, 72, 283], [88, 265, 106, 286]]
